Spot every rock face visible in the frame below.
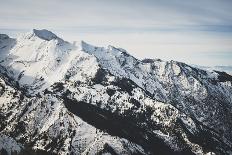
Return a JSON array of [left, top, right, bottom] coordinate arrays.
[[0, 29, 232, 155]]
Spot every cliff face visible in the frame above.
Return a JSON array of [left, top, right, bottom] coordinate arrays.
[[0, 29, 232, 155]]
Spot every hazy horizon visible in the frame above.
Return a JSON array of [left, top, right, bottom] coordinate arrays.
[[1, 0, 232, 66]]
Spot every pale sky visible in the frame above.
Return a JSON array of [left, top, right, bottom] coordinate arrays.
[[0, 0, 232, 66]]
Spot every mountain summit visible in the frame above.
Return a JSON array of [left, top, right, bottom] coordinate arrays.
[[0, 29, 232, 155], [30, 29, 59, 41]]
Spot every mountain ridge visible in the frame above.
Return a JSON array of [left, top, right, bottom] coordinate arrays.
[[0, 29, 232, 155]]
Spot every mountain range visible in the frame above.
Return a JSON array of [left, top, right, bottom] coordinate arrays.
[[0, 29, 232, 155]]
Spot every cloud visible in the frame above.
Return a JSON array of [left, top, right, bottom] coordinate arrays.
[[1, 0, 232, 28]]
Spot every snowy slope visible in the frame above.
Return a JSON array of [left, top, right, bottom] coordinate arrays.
[[0, 29, 99, 93], [0, 29, 232, 155]]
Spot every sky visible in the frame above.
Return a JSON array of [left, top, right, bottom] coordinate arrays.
[[0, 0, 232, 66]]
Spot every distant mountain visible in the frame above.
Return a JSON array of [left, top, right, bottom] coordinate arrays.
[[0, 29, 232, 155], [195, 65, 232, 75]]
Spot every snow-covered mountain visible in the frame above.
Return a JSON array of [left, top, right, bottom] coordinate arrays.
[[0, 29, 232, 155], [195, 65, 232, 76]]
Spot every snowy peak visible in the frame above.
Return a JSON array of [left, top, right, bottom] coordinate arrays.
[[80, 40, 97, 52], [31, 29, 59, 41], [18, 29, 61, 42]]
